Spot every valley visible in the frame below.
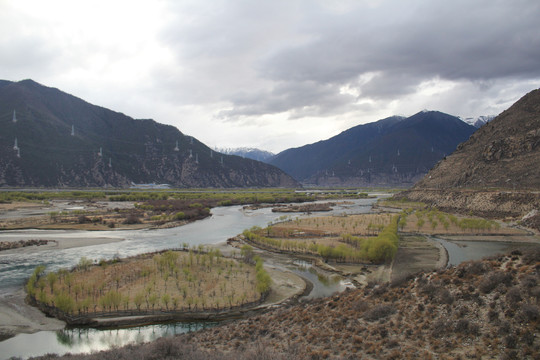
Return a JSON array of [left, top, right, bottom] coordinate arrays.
[[0, 188, 538, 359], [0, 81, 538, 359]]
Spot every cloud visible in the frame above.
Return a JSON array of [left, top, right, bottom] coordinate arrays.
[[0, 0, 539, 152]]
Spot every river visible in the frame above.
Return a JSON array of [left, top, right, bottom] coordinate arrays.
[[0, 197, 378, 359], [2, 195, 535, 359]]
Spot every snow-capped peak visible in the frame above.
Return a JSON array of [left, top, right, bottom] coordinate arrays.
[[460, 115, 496, 128]]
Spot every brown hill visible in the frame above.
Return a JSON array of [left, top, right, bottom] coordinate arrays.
[[399, 89, 540, 228], [414, 88, 540, 190]]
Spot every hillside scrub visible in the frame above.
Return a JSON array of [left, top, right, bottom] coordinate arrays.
[[26, 249, 267, 322]]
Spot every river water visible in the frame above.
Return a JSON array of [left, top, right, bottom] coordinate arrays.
[[433, 237, 540, 267], [0, 197, 378, 359]]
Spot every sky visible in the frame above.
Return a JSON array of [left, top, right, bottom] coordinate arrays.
[[1, 0, 539, 153]]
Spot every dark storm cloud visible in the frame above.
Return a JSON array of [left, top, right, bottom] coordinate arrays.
[[172, 0, 540, 119]]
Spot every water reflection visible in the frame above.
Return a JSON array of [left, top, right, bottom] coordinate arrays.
[[0, 198, 378, 359], [0, 322, 215, 360], [290, 260, 346, 300], [433, 237, 540, 267]]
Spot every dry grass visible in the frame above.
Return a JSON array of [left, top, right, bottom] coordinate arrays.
[[273, 213, 393, 236], [179, 249, 540, 359], [401, 209, 524, 235]]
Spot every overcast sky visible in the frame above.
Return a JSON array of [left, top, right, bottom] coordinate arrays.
[[1, 0, 539, 153]]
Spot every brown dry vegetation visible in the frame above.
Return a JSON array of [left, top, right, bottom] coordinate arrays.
[[30, 249, 540, 359], [26, 250, 262, 318]]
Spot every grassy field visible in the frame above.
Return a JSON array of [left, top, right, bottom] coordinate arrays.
[[398, 208, 525, 235], [26, 249, 270, 317], [243, 214, 399, 264], [272, 213, 394, 236]]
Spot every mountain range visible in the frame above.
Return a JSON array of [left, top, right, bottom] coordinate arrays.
[[214, 147, 274, 162], [269, 111, 477, 187], [460, 115, 495, 128], [0, 80, 298, 188]]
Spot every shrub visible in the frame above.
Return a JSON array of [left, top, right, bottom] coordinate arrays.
[[479, 271, 513, 294], [123, 214, 141, 224], [431, 319, 451, 338], [77, 215, 91, 224], [454, 319, 479, 336], [173, 212, 185, 221], [438, 288, 454, 305], [457, 261, 488, 278], [518, 304, 540, 323], [363, 304, 396, 322], [505, 287, 522, 305]]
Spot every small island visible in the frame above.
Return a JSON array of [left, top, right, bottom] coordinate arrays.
[[25, 248, 271, 327]]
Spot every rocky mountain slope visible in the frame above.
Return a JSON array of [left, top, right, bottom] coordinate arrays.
[[269, 112, 476, 187], [413, 89, 540, 191], [400, 89, 540, 227], [32, 250, 540, 359], [0, 80, 298, 188]]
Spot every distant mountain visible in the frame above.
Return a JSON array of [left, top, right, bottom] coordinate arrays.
[[413, 89, 540, 190], [460, 115, 496, 128], [0, 80, 298, 188], [214, 147, 274, 162], [269, 112, 476, 187]]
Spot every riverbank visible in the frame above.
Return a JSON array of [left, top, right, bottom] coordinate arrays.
[[0, 289, 64, 341]]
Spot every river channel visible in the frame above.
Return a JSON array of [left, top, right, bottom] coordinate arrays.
[[1, 195, 535, 359], [0, 197, 378, 359]]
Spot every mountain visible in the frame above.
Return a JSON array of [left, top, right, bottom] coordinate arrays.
[[399, 89, 540, 227], [413, 89, 540, 190], [461, 115, 496, 128], [214, 147, 274, 162], [269, 112, 476, 187], [0, 80, 298, 188]]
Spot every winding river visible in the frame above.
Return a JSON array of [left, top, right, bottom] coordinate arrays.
[[1, 195, 536, 359], [0, 197, 377, 359]]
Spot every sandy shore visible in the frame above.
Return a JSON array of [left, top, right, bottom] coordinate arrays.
[[0, 229, 125, 340], [0, 233, 124, 254], [0, 289, 65, 341]]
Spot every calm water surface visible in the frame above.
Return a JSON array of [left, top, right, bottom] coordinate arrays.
[[433, 237, 540, 266]]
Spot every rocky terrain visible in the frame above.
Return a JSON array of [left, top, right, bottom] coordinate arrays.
[[399, 89, 540, 229], [29, 249, 540, 359], [0, 80, 298, 188], [397, 189, 540, 226], [413, 89, 540, 191]]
